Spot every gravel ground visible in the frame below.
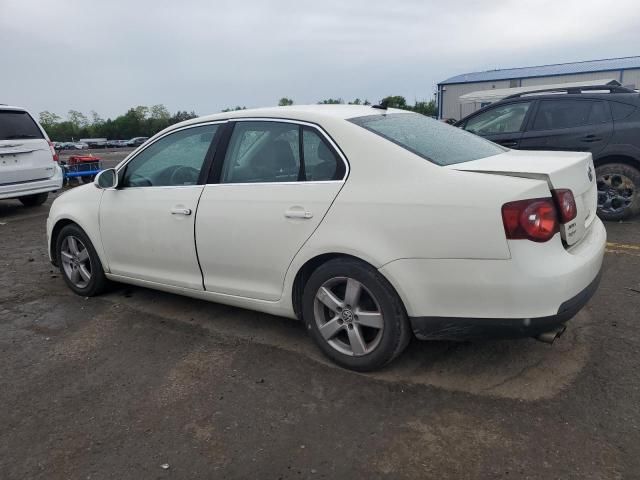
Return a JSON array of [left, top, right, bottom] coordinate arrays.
[[0, 194, 639, 479]]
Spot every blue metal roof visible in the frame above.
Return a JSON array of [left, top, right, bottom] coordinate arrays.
[[439, 56, 640, 85]]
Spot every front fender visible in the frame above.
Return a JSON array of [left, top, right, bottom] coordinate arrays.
[[47, 185, 108, 271]]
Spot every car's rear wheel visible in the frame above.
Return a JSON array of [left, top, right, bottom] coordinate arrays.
[[596, 163, 640, 221], [55, 224, 108, 296], [18, 192, 48, 207], [302, 258, 411, 371]]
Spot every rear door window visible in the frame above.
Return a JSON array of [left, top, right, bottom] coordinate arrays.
[[220, 121, 345, 184], [531, 100, 611, 130], [0, 110, 44, 140]]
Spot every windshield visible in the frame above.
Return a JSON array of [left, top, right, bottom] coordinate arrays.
[[349, 112, 505, 166]]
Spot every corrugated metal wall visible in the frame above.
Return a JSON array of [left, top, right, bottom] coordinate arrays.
[[440, 68, 640, 120]]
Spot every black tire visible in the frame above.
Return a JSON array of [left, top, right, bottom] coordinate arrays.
[[596, 163, 640, 221], [302, 258, 411, 372], [55, 224, 109, 296], [18, 192, 48, 207]]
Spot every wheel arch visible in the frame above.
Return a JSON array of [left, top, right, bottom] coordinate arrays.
[[50, 218, 77, 266], [290, 252, 408, 321], [49, 217, 107, 271], [594, 154, 640, 170]]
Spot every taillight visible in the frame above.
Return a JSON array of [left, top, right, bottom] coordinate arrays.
[[551, 189, 577, 224], [48, 140, 59, 162], [501, 198, 559, 242]]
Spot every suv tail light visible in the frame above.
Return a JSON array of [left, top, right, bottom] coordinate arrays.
[[502, 198, 559, 242], [48, 140, 59, 162], [551, 189, 577, 224]]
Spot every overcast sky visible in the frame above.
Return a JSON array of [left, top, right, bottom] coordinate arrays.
[[2, 0, 639, 119]]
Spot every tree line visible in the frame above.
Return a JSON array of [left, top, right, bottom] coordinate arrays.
[[39, 106, 198, 142], [39, 95, 436, 141]]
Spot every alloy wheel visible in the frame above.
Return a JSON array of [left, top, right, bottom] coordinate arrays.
[[60, 235, 92, 289], [313, 277, 384, 356], [597, 172, 636, 215]]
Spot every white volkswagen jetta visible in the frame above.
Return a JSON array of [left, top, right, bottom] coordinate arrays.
[[47, 105, 605, 371]]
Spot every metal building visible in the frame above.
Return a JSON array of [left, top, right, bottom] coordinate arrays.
[[437, 56, 640, 120]]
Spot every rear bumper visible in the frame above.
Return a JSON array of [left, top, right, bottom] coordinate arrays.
[[379, 218, 606, 339], [0, 164, 63, 200], [409, 269, 601, 340]]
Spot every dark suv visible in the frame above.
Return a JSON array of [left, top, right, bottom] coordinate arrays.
[[456, 85, 640, 220]]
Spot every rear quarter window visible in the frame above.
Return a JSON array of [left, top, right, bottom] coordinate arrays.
[[0, 110, 44, 140], [610, 101, 637, 121], [349, 112, 505, 166]]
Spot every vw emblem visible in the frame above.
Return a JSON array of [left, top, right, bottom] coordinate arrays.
[[341, 309, 354, 323], [588, 166, 593, 182]]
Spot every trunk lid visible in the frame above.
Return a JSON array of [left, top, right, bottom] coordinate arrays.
[[447, 149, 597, 246], [0, 109, 55, 185]]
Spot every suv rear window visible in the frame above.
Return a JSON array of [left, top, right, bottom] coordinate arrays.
[[0, 110, 44, 140], [349, 112, 505, 166]]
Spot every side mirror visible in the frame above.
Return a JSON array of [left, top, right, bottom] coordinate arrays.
[[94, 168, 118, 189]]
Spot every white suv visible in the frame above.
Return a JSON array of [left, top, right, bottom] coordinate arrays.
[[0, 105, 63, 206]]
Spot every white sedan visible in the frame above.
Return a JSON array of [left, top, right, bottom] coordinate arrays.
[[46, 105, 605, 371]]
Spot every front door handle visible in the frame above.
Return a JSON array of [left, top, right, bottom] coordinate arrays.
[[170, 207, 192, 215], [285, 209, 313, 219], [499, 140, 518, 148]]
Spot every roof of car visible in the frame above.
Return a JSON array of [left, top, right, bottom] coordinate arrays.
[[177, 104, 406, 129], [0, 105, 28, 112]]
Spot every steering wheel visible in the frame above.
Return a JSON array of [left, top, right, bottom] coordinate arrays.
[[168, 165, 200, 185]]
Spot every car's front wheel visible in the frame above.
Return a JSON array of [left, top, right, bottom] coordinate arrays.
[[55, 224, 109, 296], [302, 258, 411, 371], [596, 163, 640, 221], [18, 192, 48, 207]]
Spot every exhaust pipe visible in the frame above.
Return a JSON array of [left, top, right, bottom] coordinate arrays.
[[535, 325, 566, 344]]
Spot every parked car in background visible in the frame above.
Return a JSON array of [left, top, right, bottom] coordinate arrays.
[[0, 105, 63, 206], [125, 137, 148, 147], [79, 138, 107, 149], [106, 140, 128, 148], [47, 105, 604, 371], [456, 85, 640, 220]]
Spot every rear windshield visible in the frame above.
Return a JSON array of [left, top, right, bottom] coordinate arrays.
[[0, 110, 44, 141], [349, 112, 505, 166]]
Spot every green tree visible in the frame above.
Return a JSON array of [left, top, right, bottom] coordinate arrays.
[[39, 111, 61, 129], [221, 106, 247, 112], [133, 105, 149, 120], [380, 96, 408, 109], [170, 111, 198, 123], [278, 97, 294, 106], [150, 104, 171, 120], [67, 110, 89, 128], [318, 98, 343, 104], [412, 100, 437, 117]]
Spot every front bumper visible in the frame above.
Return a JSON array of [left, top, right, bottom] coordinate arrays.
[[0, 164, 63, 200], [409, 269, 601, 340]]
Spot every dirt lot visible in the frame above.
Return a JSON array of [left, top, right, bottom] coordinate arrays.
[[1, 193, 640, 479]]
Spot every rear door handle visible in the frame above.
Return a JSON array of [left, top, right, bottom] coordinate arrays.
[[581, 134, 601, 142], [499, 140, 518, 148], [170, 207, 192, 215], [285, 209, 313, 219]]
